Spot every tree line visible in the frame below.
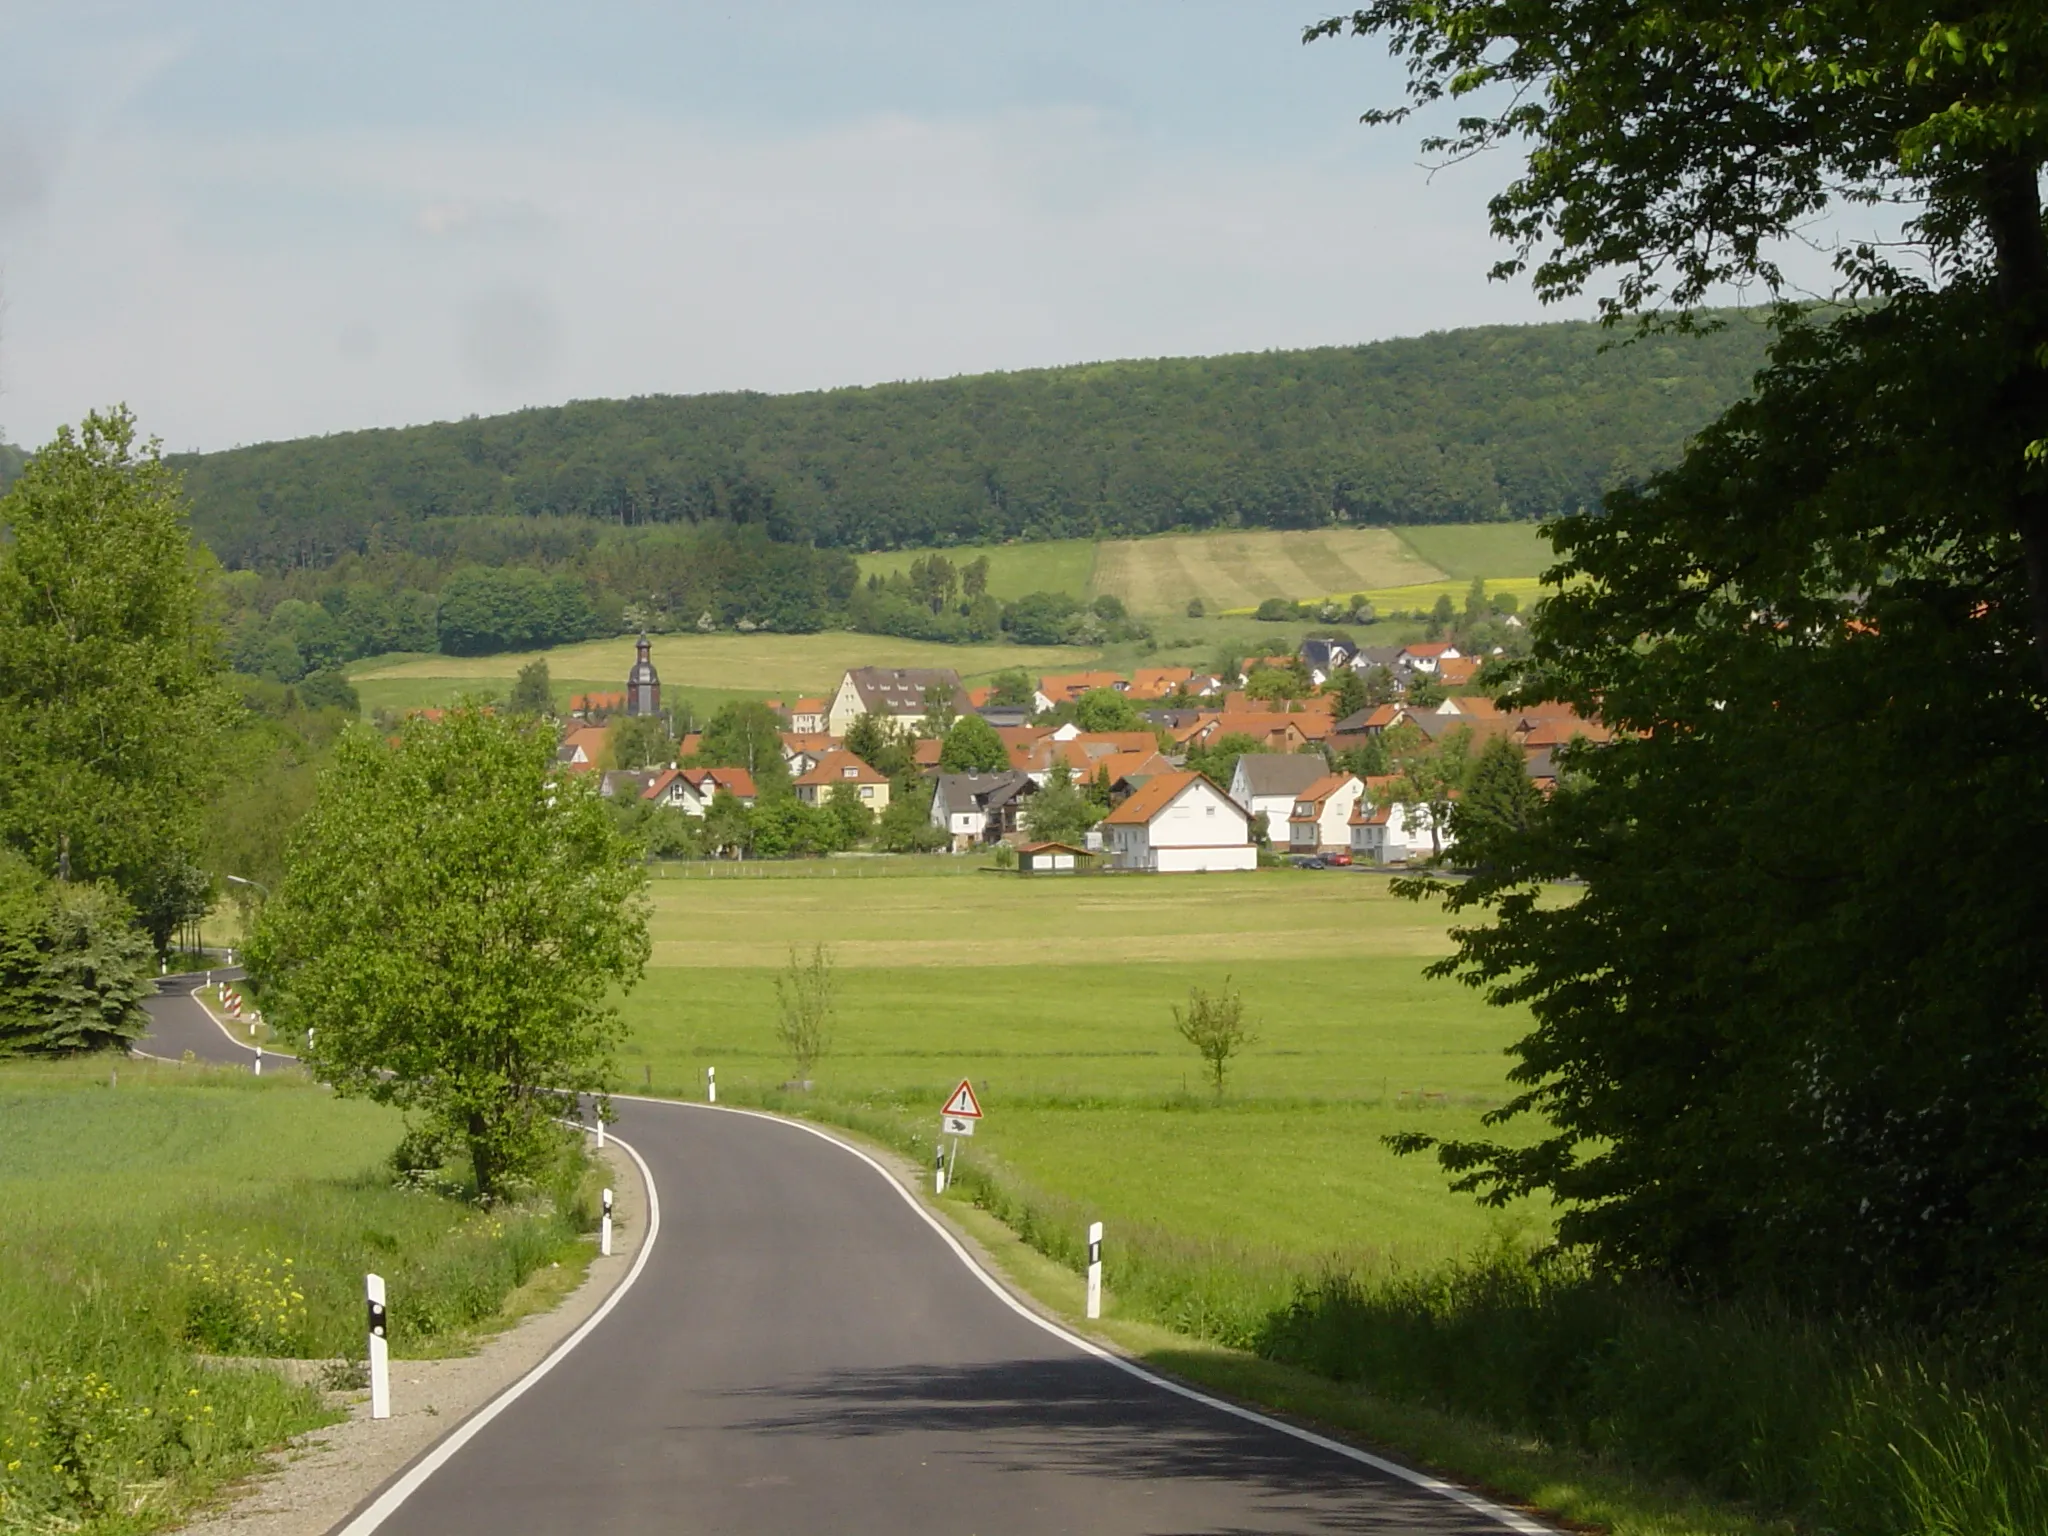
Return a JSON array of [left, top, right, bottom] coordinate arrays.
[[168, 316, 1771, 569]]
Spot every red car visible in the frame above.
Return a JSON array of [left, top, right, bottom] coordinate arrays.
[[1323, 851, 1352, 867]]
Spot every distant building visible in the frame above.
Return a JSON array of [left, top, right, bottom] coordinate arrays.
[[827, 667, 969, 736], [625, 634, 661, 717], [1099, 771, 1256, 873]]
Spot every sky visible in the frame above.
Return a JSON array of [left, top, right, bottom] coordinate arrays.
[[5, 3, 1607, 452]]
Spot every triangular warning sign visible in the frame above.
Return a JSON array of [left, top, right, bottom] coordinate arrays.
[[942, 1079, 983, 1119]]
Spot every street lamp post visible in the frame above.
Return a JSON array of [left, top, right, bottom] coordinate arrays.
[[225, 874, 271, 900]]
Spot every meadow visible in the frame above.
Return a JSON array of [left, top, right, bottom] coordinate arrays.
[[855, 537, 1099, 601], [0, 1059, 597, 1534], [1091, 527, 1448, 617], [620, 864, 1544, 1285], [1391, 522, 1554, 581]]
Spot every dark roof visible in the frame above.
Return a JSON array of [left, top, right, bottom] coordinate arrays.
[[1525, 747, 1557, 780], [1298, 638, 1355, 673], [1232, 754, 1332, 798], [847, 666, 967, 713], [935, 771, 1036, 812]]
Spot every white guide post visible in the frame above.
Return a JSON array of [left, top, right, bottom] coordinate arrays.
[[595, 1111, 606, 1150], [253, 1046, 263, 1076], [601, 1188, 614, 1257], [1086, 1222, 1104, 1320], [934, 1141, 947, 1195], [366, 1273, 391, 1419], [707, 1066, 717, 1104]]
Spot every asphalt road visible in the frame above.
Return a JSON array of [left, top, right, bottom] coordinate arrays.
[[138, 970, 275, 1067], [344, 1100, 1542, 1536]]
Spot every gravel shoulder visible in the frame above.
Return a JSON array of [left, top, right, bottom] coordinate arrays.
[[175, 1138, 649, 1536]]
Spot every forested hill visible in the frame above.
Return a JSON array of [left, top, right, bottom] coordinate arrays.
[[176, 315, 1772, 569]]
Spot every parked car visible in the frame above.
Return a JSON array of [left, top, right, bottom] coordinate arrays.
[[1323, 851, 1352, 867], [1290, 855, 1328, 870]]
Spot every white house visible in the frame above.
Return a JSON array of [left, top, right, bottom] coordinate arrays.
[[826, 666, 968, 736], [643, 766, 759, 817], [1285, 773, 1365, 855], [1100, 771, 1256, 873], [929, 772, 1036, 850], [1348, 783, 1449, 864], [1228, 754, 1334, 843]]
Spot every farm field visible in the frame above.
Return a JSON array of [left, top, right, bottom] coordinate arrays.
[[619, 864, 1546, 1273], [1090, 528, 1448, 618], [1221, 574, 1554, 619], [1391, 522, 1553, 580], [856, 538, 1098, 601], [348, 632, 1093, 712]]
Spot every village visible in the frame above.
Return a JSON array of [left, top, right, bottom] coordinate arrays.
[[538, 632, 1606, 872]]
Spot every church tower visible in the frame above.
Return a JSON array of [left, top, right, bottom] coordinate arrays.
[[625, 633, 661, 717]]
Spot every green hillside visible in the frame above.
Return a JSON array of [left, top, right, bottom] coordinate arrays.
[[171, 316, 1772, 569]]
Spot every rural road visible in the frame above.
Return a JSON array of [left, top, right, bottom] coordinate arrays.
[[138, 990, 1540, 1534], [140, 970, 277, 1067]]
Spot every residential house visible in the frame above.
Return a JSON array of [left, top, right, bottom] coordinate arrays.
[[599, 769, 656, 799], [913, 738, 944, 772], [1100, 771, 1256, 873], [1286, 774, 1366, 855], [793, 748, 889, 811], [1181, 712, 1313, 753], [1032, 671, 1126, 713], [1437, 655, 1483, 690], [555, 724, 610, 773], [780, 732, 835, 778], [1297, 637, 1356, 686], [826, 667, 969, 736], [1348, 776, 1447, 865], [929, 772, 1037, 850], [975, 702, 1036, 729], [1228, 754, 1333, 841], [786, 698, 828, 733], [644, 766, 759, 816], [569, 691, 626, 718], [1399, 641, 1462, 675]]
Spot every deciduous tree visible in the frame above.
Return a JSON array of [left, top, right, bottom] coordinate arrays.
[[939, 714, 1010, 772], [247, 709, 649, 1200]]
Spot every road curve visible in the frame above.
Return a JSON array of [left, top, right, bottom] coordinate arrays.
[[138, 971, 276, 1067], [345, 1100, 1542, 1536]]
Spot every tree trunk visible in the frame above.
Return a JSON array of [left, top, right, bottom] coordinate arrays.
[[467, 1110, 496, 1203], [1984, 156, 2048, 691]]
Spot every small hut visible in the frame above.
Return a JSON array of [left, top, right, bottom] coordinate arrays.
[[1017, 840, 1088, 873]]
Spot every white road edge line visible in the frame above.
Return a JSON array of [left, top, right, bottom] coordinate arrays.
[[182, 981, 297, 1060], [332, 1128, 661, 1536], [647, 1097, 1556, 1536]]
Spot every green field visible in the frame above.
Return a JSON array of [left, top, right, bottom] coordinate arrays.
[[621, 865, 1543, 1277], [856, 538, 1099, 601], [0, 1060, 595, 1533], [1392, 522, 1554, 580], [348, 632, 1094, 714], [1091, 528, 1448, 618]]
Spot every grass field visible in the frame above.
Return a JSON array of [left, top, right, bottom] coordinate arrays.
[[620, 865, 1543, 1281], [348, 633, 1094, 713], [1392, 523, 1554, 581], [1091, 528, 1448, 618], [856, 538, 1098, 601], [1220, 574, 1556, 619], [0, 1059, 597, 1532]]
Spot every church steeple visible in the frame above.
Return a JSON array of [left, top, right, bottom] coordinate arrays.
[[625, 633, 661, 717]]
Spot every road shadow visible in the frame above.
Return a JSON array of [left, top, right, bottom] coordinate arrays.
[[723, 1355, 1511, 1534]]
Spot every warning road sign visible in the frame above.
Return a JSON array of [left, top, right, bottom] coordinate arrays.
[[941, 1114, 976, 1137], [941, 1080, 983, 1119]]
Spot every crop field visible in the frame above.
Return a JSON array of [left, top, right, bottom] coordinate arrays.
[[1392, 522, 1554, 580], [1221, 574, 1555, 619], [619, 864, 1546, 1277], [1090, 528, 1448, 618], [856, 538, 1098, 601], [348, 632, 1091, 713]]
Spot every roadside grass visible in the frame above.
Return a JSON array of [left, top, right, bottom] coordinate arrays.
[[0, 1058, 599, 1535], [626, 862, 2048, 1536], [1091, 528, 1447, 617], [855, 538, 1099, 601], [1392, 522, 1554, 581], [346, 631, 1089, 698]]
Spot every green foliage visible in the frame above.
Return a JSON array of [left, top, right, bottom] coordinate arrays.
[[605, 713, 674, 770], [248, 709, 650, 1199], [1186, 597, 1206, 618], [1243, 667, 1306, 703], [919, 680, 960, 737], [294, 669, 360, 714], [1183, 732, 1265, 789], [702, 789, 754, 858], [1022, 759, 1091, 846], [1174, 978, 1259, 1097], [1396, 296, 2048, 1311], [693, 699, 790, 796], [939, 714, 1010, 772], [1454, 737, 1543, 850], [772, 944, 836, 1082], [1254, 597, 1297, 622], [175, 321, 1771, 564], [0, 857, 153, 1056], [875, 776, 947, 852], [985, 667, 1037, 708], [1323, 667, 1370, 720], [824, 782, 876, 846], [1073, 687, 1144, 733], [0, 409, 231, 919], [436, 565, 596, 655], [508, 658, 554, 716]]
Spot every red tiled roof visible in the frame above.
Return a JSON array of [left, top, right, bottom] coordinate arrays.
[[794, 748, 887, 788]]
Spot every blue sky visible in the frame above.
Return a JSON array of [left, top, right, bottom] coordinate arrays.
[[4, 2, 1593, 450]]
